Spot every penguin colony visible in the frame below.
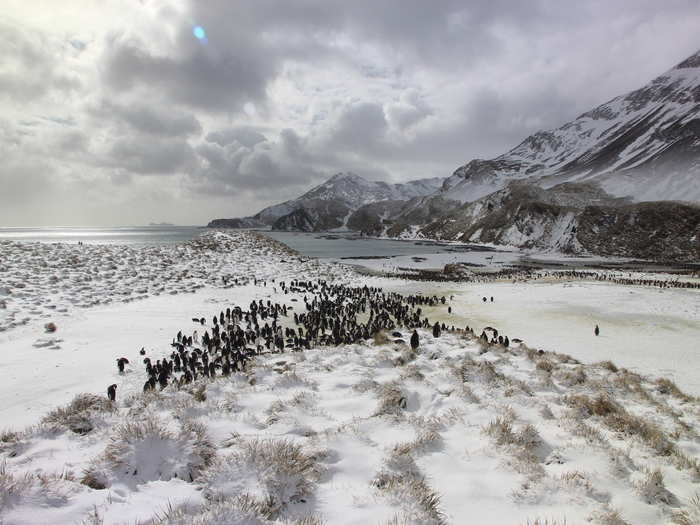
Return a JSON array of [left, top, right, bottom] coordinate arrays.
[[389, 267, 700, 289], [108, 279, 520, 401]]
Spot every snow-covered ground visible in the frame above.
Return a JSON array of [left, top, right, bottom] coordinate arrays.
[[3, 328, 700, 524], [379, 278, 700, 396], [1, 230, 699, 524], [0, 231, 348, 334]]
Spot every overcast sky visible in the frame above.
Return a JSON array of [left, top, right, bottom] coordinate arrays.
[[1, 0, 698, 226]]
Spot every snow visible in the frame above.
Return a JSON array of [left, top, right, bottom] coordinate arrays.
[[377, 277, 700, 395], [1, 230, 699, 524]]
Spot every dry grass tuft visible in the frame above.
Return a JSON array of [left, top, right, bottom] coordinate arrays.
[[590, 507, 632, 525], [604, 411, 674, 456], [535, 360, 554, 373], [1, 462, 77, 511], [672, 492, 700, 525], [373, 331, 391, 346], [375, 382, 408, 416], [655, 378, 692, 402], [596, 361, 619, 373], [202, 438, 323, 519], [565, 394, 620, 418], [42, 393, 115, 434], [373, 470, 445, 525], [82, 417, 215, 488], [636, 468, 675, 505], [555, 366, 587, 387]]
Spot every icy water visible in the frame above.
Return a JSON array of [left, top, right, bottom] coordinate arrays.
[[263, 231, 507, 259], [0, 226, 203, 245]]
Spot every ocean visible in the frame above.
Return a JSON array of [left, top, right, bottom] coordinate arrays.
[[0, 226, 203, 246]]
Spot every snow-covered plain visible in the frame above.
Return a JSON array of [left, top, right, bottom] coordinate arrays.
[[1, 230, 699, 525], [378, 277, 700, 396]]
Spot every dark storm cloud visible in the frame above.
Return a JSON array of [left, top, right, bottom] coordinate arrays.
[[102, 27, 278, 112]]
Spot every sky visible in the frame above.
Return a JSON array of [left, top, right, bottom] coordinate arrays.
[[1, 1, 698, 226]]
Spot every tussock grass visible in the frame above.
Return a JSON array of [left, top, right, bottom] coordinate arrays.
[[143, 495, 268, 525], [0, 429, 21, 444], [655, 378, 693, 402], [202, 438, 323, 519], [535, 360, 554, 373], [554, 366, 587, 387], [672, 492, 700, 525], [373, 331, 391, 346], [590, 507, 631, 525], [636, 468, 675, 505], [374, 382, 408, 416], [604, 410, 674, 456], [352, 377, 380, 393], [82, 417, 215, 488], [373, 470, 445, 525], [596, 360, 619, 373], [1, 461, 77, 511], [42, 393, 115, 434], [565, 394, 620, 418]]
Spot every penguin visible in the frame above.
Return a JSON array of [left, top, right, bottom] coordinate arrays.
[[116, 357, 129, 373], [432, 322, 441, 338], [595, 324, 600, 336], [107, 384, 117, 402], [410, 330, 419, 350]]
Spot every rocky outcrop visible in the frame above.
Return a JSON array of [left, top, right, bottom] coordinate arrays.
[[418, 181, 699, 261], [576, 201, 700, 261], [272, 199, 351, 232], [206, 217, 266, 229], [346, 200, 407, 236]]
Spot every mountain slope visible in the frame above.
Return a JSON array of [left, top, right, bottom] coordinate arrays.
[[416, 181, 699, 261], [208, 172, 443, 230], [440, 50, 700, 204]]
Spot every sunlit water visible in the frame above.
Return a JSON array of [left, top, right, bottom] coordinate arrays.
[[0, 226, 203, 246]]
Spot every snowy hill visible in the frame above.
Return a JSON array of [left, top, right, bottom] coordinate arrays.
[[441, 50, 700, 204]]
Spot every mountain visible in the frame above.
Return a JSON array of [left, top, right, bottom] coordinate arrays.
[[414, 181, 699, 261], [207, 51, 700, 258], [208, 172, 443, 232], [439, 50, 700, 204]]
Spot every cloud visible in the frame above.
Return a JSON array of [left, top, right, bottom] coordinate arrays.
[[1, 0, 699, 225], [206, 127, 268, 148], [96, 101, 202, 138], [108, 137, 197, 175], [0, 20, 81, 103], [101, 28, 278, 112]]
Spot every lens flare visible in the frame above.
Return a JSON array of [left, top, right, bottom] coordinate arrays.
[[193, 26, 206, 40]]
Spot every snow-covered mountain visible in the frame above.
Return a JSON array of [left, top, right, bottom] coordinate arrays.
[[208, 51, 700, 257], [208, 172, 443, 231], [440, 50, 700, 204]]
